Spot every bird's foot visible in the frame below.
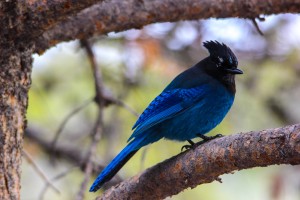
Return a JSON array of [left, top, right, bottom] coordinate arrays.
[[181, 145, 192, 151], [191, 134, 223, 147], [181, 140, 195, 151], [181, 134, 223, 152]]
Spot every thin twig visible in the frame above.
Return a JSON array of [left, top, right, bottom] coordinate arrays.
[[76, 114, 104, 200], [81, 39, 105, 97], [251, 18, 264, 36], [51, 98, 93, 153], [39, 167, 78, 200], [76, 39, 106, 200], [113, 99, 139, 117], [25, 127, 123, 186], [81, 39, 139, 117], [22, 150, 60, 194]]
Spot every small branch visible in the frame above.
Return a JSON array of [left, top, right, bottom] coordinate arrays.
[[76, 115, 103, 200], [22, 150, 60, 194], [25, 126, 123, 186], [111, 99, 139, 117], [51, 98, 93, 155], [49, 92, 137, 154], [251, 18, 264, 36], [35, 0, 300, 53], [80, 39, 139, 117], [39, 167, 77, 200], [76, 39, 105, 200], [26, 127, 84, 164], [93, 92, 139, 117], [80, 39, 105, 98], [97, 124, 300, 200]]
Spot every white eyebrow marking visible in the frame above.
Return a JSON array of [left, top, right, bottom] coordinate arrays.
[[218, 57, 224, 63]]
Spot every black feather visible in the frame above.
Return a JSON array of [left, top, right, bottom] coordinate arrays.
[[203, 41, 238, 70]]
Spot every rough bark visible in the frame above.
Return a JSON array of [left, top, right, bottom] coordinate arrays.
[[34, 0, 300, 53], [0, 48, 31, 198], [22, 0, 104, 37], [98, 124, 300, 200], [0, 49, 32, 200]]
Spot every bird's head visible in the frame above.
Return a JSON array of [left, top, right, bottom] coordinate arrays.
[[202, 41, 243, 93], [203, 41, 243, 75]]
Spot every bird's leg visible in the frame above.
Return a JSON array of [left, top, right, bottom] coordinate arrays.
[[195, 134, 223, 145], [181, 140, 195, 151]]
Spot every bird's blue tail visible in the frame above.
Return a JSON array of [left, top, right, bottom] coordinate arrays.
[[89, 137, 144, 192]]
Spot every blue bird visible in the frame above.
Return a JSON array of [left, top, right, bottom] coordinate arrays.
[[89, 41, 243, 192]]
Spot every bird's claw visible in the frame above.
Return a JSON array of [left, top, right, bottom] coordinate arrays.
[[213, 134, 223, 139], [181, 144, 193, 152], [181, 139, 196, 151], [181, 134, 223, 152]]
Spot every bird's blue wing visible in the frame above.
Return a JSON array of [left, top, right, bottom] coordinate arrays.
[[128, 85, 208, 141]]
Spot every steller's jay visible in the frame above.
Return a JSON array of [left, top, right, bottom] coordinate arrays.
[[89, 41, 243, 192]]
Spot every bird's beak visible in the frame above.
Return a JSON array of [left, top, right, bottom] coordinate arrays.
[[225, 68, 243, 75]]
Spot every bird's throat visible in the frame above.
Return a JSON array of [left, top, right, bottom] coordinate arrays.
[[221, 75, 236, 94]]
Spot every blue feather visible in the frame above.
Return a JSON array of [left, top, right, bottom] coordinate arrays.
[[89, 130, 162, 192], [131, 90, 182, 130], [89, 134, 146, 192], [129, 86, 208, 141]]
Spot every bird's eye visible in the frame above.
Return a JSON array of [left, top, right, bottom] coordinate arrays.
[[228, 56, 232, 64]]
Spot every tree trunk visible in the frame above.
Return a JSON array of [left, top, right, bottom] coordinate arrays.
[[0, 48, 32, 199], [0, 2, 33, 199]]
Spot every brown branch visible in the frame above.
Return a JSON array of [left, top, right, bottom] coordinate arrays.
[[25, 127, 123, 187], [76, 115, 103, 200], [251, 18, 264, 36], [25, 127, 84, 164], [22, 0, 104, 37], [80, 40, 139, 117], [80, 39, 105, 97], [76, 39, 105, 200], [97, 123, 300, 200], [35, 0, 300, 53], [51, 98, 93, 157], [39, 167, 77, 200]]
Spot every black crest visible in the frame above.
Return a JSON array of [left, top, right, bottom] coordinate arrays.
[[203, 41, 238, 69]]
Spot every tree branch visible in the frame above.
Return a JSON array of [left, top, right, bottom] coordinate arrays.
[[23, 0, 104, 36], [75, 39, 105, 200], [35, 0, 300, 53], [97, 123, 300, 200], [25, 126, 123, 188]]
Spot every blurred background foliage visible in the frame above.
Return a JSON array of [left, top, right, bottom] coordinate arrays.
[[22, 14, 300, 200]]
